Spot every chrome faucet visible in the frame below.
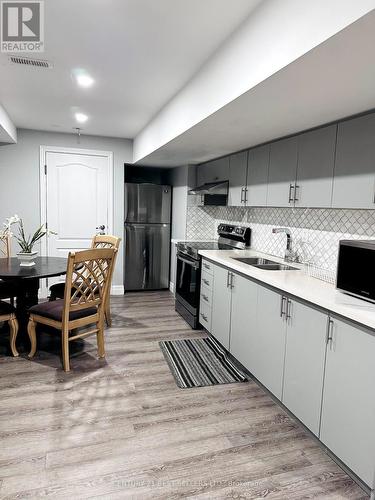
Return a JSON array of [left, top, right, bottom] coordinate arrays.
[[272, 227, 298, 262]]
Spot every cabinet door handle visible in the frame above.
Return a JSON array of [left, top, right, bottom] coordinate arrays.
[[240, 187, 245, 203], [244, 187, 248, 204], [280, 296, 286, 318], [230, 272, 235, 289], [288, 184, 295, 203], [286, 299, 292, 320], [202, 279, 210, 286], [326, 318, 334, 350], [226, 271, 231, 288], [294, 184, 300, 202]]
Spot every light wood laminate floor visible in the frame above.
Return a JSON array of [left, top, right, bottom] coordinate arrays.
[[0, 292, 368, 499]]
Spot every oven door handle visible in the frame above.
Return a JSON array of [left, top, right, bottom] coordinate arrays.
[[177, 253, 200, 269]]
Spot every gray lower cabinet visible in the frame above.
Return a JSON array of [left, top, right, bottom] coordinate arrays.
[[254, 286, 287, 399], [228, 151, 248, 206], [203, 261, 375, 488], [320, 317, 375, 486], [282, 300, 327, 436], [197, 156, 230, 186], [211, 264, 232, 350], [332, 113, 375, 209], [247, 144, 269, 206], [267, 136, 298, 207], [230, 273, 258, 367], [295, 125, 336, 208]]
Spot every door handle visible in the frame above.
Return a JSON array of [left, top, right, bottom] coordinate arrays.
[[286, 298, 292, 320], [280, 296, 286, 318], [96, 225, 106, 235], [241, 187, 248, 204], [326, 318, 334, 350], [294, 184, 300, 202], [288, 184, 295, 204], [230, 272, 234, 289]]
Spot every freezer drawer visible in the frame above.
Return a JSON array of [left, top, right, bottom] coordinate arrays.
[[124, 223, 170, 291]]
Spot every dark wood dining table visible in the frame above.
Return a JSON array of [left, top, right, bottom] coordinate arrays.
[[0, 257, 67, 337]]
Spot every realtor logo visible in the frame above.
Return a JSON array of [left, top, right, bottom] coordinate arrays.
[[1, 0, 44, 52]]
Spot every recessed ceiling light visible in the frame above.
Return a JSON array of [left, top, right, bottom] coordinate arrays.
[[76, 73, 94, 88], [75, 112, 88, 123], [72, 69, 94, 88]]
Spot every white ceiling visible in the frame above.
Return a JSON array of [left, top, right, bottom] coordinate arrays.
[[140, 10, 375, 166], [0, 0, 261, 138]]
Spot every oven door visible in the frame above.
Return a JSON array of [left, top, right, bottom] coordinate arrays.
[[175, 252, 201, 314]]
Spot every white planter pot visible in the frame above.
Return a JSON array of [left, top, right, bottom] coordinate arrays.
[[17, 251, 38, 267]]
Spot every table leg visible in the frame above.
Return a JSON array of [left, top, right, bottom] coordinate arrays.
[[15, 278, 40, 345]]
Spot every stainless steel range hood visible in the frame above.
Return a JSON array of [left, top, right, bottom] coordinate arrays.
[[188, 180, 228, 206], [188, 180, 228, 195]]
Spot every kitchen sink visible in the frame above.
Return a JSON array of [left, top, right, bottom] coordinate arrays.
[[232, 257, 300, 271]]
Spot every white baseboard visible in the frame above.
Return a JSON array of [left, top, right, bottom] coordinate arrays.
[[111, 285, 124, 295], [169, 281, 175, 294]]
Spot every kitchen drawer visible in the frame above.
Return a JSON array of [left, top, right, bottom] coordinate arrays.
[[201, 270, 213, 290], [200, 285, 213, 307], [199, 301, 212, 331], [201, 260, 214, 275]]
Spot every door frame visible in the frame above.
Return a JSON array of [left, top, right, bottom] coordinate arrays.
[[39, 145, 114, 258]]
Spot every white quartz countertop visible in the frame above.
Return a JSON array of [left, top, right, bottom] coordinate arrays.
[[199, 248, 375, 332]]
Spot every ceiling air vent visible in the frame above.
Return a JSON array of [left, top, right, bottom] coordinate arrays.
[[8, 56, 53, 69]]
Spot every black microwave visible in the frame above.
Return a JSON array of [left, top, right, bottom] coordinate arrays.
[[336, 239, 375, 302]]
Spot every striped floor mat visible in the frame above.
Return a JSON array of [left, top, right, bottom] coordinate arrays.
[[159, 337, 249, 389]]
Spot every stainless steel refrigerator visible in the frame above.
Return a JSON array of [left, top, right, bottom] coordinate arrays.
[[124, 183, 171, 291]]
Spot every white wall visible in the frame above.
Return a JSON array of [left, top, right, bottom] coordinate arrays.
[[0, 128, 132, 287], [134, 0, 375, 162]]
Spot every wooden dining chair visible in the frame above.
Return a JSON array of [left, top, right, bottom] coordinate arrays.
[[0, 300, 19, 357], [0, 233, 17, 305], [49, 234, 121, 326], [28, 247, 117, 372]]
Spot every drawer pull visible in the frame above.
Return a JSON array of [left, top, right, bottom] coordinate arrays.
[[202, 294, 209, 302], [202, 279, 210, 286], [203, 263, 211, 270], [201, 313, 208, 322]]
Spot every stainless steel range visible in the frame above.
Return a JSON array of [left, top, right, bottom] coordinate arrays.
[[175, 224, 251, 329]]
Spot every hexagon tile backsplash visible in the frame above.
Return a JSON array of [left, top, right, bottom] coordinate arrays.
[[186, 206, 375, 272]]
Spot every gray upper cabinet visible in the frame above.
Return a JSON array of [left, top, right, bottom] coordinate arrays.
[[267, 137, 298, 207], [332, 113, 375, 209], [228, 151, 248, 206], [295, 125, 336, 208], [197, 156, 230, 186], [247, 144, 269, 206]]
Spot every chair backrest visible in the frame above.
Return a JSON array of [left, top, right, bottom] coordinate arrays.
[[90, 234, 121, 287], [62, 248, 117, 324], [0, 233, 11, 258], [91, 234, 121, 251]]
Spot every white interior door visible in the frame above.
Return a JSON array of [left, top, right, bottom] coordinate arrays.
[[41, 148, 113, 289]]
